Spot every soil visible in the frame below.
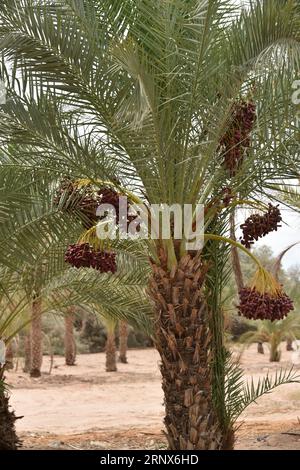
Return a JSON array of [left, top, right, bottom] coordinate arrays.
[[6, 345, 300, 450]]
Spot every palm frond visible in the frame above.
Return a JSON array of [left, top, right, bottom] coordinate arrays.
[[223, 352, 300, 429]]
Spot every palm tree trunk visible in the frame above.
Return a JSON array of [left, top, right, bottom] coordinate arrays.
[[286, 338, 293, 351], [118, 321, 129, 364], [30, 296, 43, 378], [65, 306, 76, 366], [149, 254, 225, 450], [5, 342, 14, 370], [270, 343, 281, 362], [0, 365, 20, 449], [257, 342, 264, 354], [23, 332, 31, 373], [106, 329, 117, 372]]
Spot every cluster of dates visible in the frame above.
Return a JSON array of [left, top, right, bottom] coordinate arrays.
[[54, 179, 135, 229], [240, 204, 282, 249], [55, 179, 138, 274], [220, 100, 256, 177], [64, 243, 117, 273], [238, 287, 294, 321]]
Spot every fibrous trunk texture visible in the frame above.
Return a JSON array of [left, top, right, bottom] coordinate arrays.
[[118, 321, 129, 364], [0, 366, 21, 450], [257, 342, 264, 354], [149, 254, 224, 450], [65, 307, 76, 366], [106, 331, 117, 372], [270, 344, 281, 362], [30, 297, 43, 378], [23, 332, 32, 373], [5, 342, 14, 371]]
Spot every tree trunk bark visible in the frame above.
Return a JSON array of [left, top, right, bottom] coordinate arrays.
[[23, 332, 32, 373], [30, 297, 43, 378], [270, 345, 281, 362], [0, 365, 21, 449], [286, 338, 293, 351], [118, 321, 129, 364], [106, 330, 117, 372], [257, 342, 264, 354], [148, 254, 225, 450], [65, 306, 76, 366], [5, 342, 14, 370]]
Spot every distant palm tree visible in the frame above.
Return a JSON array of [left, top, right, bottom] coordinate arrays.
[[272, 242, 300, 354], [4, 341, 14, 371], [118, 321, 129, 364], [30, 295, 43, 377], [104, 318, 117, 372], [240, 315, 300, 362], [21, 264, 45, 378], [23, 330, 31, 373], [64, 306, 76, 366]]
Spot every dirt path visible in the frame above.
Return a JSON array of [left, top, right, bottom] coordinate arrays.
[[6, 346, 300, 450]]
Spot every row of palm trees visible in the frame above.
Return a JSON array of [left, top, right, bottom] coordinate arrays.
[[241, 316, 300, 362], [5, 311, 130, 374], [0, 0, 299, 451]]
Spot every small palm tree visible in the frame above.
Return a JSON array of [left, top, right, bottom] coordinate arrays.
[[118, 320, 129, 364], [64, 306, 76, 366], [103, 317, 118, 372], [272, 242, 300, 353], [0, 167, 151, 448], [240, 315, 300, 362], [22, 328, 31, 373], [30, 295, 43, 377]]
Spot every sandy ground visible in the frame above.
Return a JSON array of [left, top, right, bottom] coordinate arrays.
[[5, 345, 300, 450]]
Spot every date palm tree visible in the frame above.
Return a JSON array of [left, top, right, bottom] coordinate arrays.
[[0, 240, 152, 448], [272, 242, 300, 352], [23, 329, 31, 373], [22, 263, 49, 377], [0, 170, 152, 448], [64, 305, 76, 366], [30, 295, 43, 377], [0, 0, 300, 450], [118, 320, 129, 364], [4, 339, 15, 371], [240, 315, 300, 362], [103, 317, 117, 372]]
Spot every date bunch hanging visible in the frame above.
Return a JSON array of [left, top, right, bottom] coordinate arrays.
[[220, 100, 256, 177], [240, 204, 282, 249], [53, 178, 83, 212], [53, 178, 100, 228], [97, 187, 138, 231], [54, 179, 135, 230], [237, 269, 293, 321], [65, 243, 117, 273]]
